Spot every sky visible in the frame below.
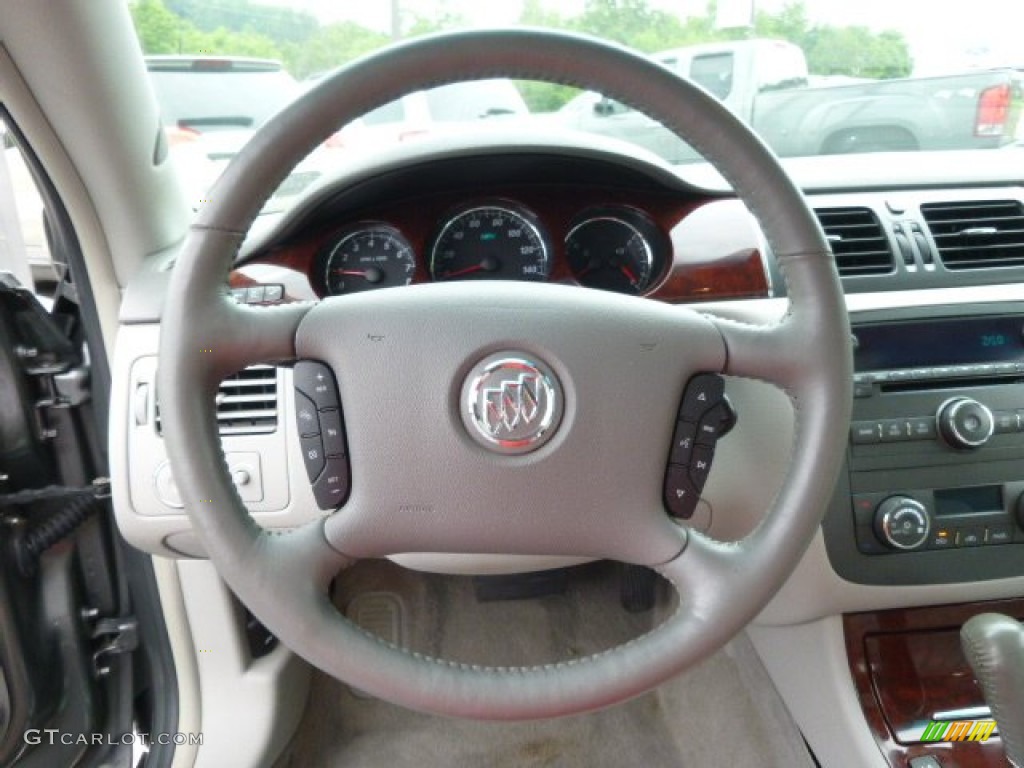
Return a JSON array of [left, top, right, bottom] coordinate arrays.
[[267, 0, 1023, 76]]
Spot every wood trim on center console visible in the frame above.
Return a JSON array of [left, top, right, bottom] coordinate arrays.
[[845, 599, 1024, 767]]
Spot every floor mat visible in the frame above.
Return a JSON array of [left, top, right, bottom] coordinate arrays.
[[277, 561, 813, 768]]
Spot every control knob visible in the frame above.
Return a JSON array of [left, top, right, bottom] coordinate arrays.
[[936, 397, 994, 450], [874, 496, 931, 551]]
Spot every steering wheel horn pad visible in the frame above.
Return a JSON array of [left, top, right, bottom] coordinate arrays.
[[158, 29, 851, 719], [297, 281, 725, 565]]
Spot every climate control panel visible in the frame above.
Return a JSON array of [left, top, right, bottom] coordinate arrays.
[[853, 483, 1024, 555], [873, 496, 931, 551]]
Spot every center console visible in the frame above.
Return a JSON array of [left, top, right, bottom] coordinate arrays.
[[807, 302, 1024, 767], [824, 303, 1024, 586]]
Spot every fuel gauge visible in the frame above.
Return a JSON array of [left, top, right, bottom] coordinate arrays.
[[565, 209, 662, 295]]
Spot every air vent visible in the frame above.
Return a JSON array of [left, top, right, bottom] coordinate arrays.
[[920, 199, 1024, 270], [215, 366, 278, 434], [156, 366, 278, 435], [814, 207, 894, 276]]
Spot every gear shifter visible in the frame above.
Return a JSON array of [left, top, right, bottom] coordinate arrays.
[[961, 613, 1024, 768]]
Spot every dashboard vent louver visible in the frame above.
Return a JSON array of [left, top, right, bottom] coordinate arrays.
[[156, 366, 278, 436], [814, 207, 894, 276], [920, 199, 1024, 270], [215, 366, 279, 435]]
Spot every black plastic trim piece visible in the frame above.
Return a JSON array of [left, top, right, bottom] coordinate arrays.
[[0, 106, 111, 462], [0, 107, 179, 767], [772, 191, 1024, 296]]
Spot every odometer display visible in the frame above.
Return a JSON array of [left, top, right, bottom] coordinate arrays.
[[430, 204, 550, 282]]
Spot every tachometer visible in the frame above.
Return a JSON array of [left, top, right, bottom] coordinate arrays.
[[322, 224, 415, 295], [430, 203, 550, 282]]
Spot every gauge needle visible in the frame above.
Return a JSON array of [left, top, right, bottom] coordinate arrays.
[[576, 257, 601, 279], [442, 264, 486, 279], [335, 267, 384, 283], [621, 265, 638, 284]]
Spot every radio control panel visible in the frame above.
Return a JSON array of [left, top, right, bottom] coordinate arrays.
[[823, 305, 1024, 586], [853, 363, 1024, 398], [850, 398, 1022, 448]]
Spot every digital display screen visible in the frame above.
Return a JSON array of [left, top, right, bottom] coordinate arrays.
[[854, 316, 1024, 371], [934, 486, 1003, 517]]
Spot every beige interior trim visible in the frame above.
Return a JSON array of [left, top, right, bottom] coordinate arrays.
[[152, 558, 202, 768]]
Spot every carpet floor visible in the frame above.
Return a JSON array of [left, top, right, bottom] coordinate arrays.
[[275, 561, 812, 768]]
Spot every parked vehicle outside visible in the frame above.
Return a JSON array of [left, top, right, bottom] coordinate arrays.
[[147, 56, 299, 156], [320, 78, 530, 151], [146, 56, 301, 204], [557, 38, 1024, 163]]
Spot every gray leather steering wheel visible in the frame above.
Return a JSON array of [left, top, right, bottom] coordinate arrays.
[[159, 29, 851, 720]]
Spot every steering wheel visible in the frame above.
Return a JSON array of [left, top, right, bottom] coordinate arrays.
[[158, 28, 851, 720]]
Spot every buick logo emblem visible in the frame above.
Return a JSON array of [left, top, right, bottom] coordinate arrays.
[[462, 354, 563, 454], [482, 373, 540, 435]]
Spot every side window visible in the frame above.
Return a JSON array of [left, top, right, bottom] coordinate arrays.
[[0, 117, 53, 293], [690, 53, 734, 100], [757, 45, 808, 92]]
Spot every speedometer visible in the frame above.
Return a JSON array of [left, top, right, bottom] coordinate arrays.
[[429, 203, 550, 282]]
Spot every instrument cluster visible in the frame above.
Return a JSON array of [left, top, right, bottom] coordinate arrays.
[[313, 199, 670, 297]]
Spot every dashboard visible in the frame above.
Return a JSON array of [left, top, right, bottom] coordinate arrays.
[[198, 144, 1024, 593], [117, 141, 1024, 575], [306, 199, 670, 295], [226, 151, 771, 306], [110, 136, 1024, 768], [108, 136, 1024, 565]]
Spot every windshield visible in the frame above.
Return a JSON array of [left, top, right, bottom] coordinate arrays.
[[129, 0, 1024, 198], [147, 58, 299, 132]]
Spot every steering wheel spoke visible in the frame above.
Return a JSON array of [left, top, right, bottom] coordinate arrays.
[[711, 313, 805, 387], [197, 297, 312, 382], [244, 520, 354, 601], [707, 251, 848, 394], [658, 527, 751, 604]]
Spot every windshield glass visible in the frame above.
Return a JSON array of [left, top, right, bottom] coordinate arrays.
[[147, 59, 299, 132], [129, 0, 1024, 200]]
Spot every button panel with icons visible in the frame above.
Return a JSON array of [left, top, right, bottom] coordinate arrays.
[[663, 373, 736, 520], [851, 486, 1024, 556], [231, 283, 286, 304], [293, 361, 351, 510], [850, 404, 1022, 447]]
